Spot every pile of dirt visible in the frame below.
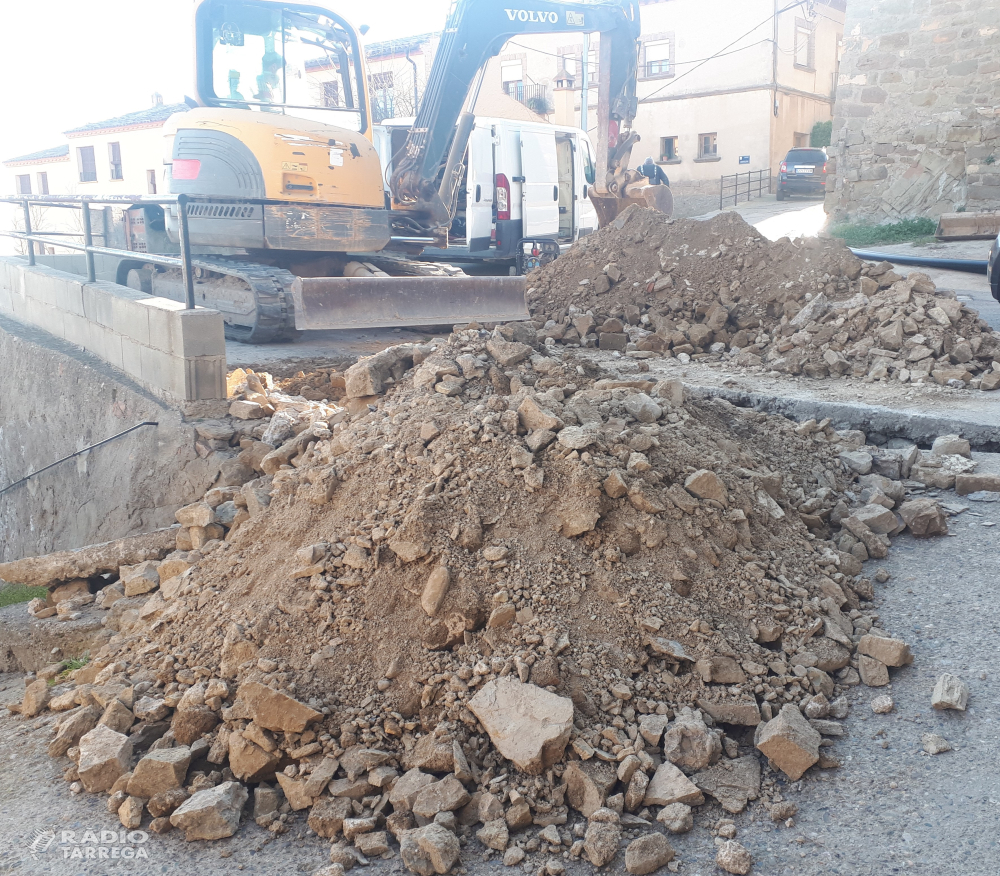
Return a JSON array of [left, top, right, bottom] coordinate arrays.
[[13, 328, 951, 873], [526, 208, 1000, 390]]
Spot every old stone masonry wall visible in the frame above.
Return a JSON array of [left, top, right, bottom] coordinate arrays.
[[825, 0, 1000, 222]]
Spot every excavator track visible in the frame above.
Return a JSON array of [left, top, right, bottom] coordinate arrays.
[[189, 256, 299, 344]]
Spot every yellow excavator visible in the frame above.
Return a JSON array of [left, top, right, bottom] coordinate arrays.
[[119, 0, 661, 342]]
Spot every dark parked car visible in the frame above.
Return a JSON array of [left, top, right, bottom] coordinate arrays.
[[777, 147, 828, 201], [990, 232, 1000, 303]]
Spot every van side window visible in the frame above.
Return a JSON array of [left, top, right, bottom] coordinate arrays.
[[582, 140, 596, 186]]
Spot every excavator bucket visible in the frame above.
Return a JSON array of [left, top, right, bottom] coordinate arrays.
[[590, 185, 674, 229], [291, 275, 529, 330], [936, 211, 1000, 241]]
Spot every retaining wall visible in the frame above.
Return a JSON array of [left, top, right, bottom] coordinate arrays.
[[0, 256, 226, 403]]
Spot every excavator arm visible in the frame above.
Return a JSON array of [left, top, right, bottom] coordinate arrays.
[[390, 0, 642, 241]]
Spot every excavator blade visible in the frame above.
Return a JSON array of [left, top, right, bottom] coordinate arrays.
[[292, 275, 529, 330], [590, 185, 674, 229], [936, 211, 1000, 241]]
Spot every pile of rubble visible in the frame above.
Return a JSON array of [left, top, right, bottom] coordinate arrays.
[[526, 208, 1000, 389], [7, 325, 980, 875]]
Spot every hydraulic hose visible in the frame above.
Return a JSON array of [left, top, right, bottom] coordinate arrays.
[[850, 249, 988, 276]]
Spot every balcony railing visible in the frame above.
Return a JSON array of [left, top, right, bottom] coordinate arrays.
[[503, 83, 552, 114]]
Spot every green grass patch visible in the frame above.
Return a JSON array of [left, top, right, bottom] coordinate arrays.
[[829, 218, 937, 248], [49, 655, 91, 685], [0, 583, 48, 609]]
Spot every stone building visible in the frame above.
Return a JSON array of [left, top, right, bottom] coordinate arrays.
[[825, 0, 1000, 222]]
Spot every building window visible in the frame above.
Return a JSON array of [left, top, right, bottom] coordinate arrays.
[[147, 170, 157, 195], [77, 146, 97, 182], [15, 174, 31, 195], [322, 80, 341, 108], [36, 172, 49, 195], [109, 142, 123, 180], [660, 136, 679, 162], [642, 36, 673, 79], [698, 133, 718, 159], [794, 19, 816, 70], [371, 71, 394, 91]]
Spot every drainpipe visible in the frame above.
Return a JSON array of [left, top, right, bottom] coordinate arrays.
[[406, 49, 419, 114], [581, 33, 590, 133]]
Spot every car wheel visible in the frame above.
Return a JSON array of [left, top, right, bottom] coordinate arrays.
[[776, 190, 786, 201]]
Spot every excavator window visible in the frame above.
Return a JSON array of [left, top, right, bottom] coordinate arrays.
[[199, 1, 367, 132]]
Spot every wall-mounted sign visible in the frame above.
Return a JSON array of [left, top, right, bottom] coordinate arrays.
[[739, 155, 750, 165]]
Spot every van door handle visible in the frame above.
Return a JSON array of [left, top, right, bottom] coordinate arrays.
[[553, 186, 559, 201], [476, 184, 482, 202], [584, 185, 589, 198]]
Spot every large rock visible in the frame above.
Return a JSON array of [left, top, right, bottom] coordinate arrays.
[[662, 707, 722, 771], [755, 705, 821, 781], [692, 756, 761, 814], [389, 769, 436, 812], [486, 336, 532, 368], [120, 561, 161, 597], [518, 397, 562, 432], [49, 706, 100, 758], [128, 747, 192, 798], [170, 781, 248, 840], [228, 734, 280, 782], [230, 682, 322, 733], [857, 634, 912, 667], [412, 776, 471, 820], [564, 759, 618, 817], [399, 823, 461, 875], [716, 840, 753, 875], [624, 833, 675, 875], [172, 706, 219, 745], [931, 435, 971, 458], [21, 679, 51, 718], [899, 499, 948, 537], [583, 808, 622, 867], [623, 393, 663, 424], [77, 724, 133, 793], [643, 762, 705, 807], [468, 679, 573, 775], [308, 797, 353, 838], [0, 528, 176, 589], [684, 470, 728, 504], [931, 673, 969, 711]]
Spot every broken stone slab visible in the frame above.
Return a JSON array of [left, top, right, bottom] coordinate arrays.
[[468, 679, 573, 775], [49, 706, 101, 758], [697, 699, 762, 726], [624, 833, 675, 875], [399, 823, 461, 876], [931, 673, 969, 711], [0, 528, 178, 589], [694, 657, 746, 684], [411, 776, 471, 820], [931, 435, 971, 458], [692, 755, 761, 814], [857, 634, 913, 667], [755, 704, 821, 781], [955, 473, 1000, 496], [389, 769, 436, 813], [21, 678, 50, 718], [170, 781, 248, 840], [899, 498, 949, 537], [127, 747, 192, 798], [230, 681, 322, 733], [922, 733, 952, 755], [77, 724, 134, 793], [656, 803, 693, 834], [684, 469, 728, 505], [858, 655, 890, 687], [564, 759, 618, 817], [643, 762, 705, 807], [308, 796, 353, 838]]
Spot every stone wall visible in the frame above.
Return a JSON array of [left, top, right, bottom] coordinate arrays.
[[825, 0, 1000, 222], [0, 316, 224, 563]]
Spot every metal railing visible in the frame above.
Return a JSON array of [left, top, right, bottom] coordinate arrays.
[[504, 82, 550, 108], [719, 169, 772, 210], [0, 194, 201, 309]]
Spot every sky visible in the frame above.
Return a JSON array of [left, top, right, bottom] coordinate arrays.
[[0, 0, 452, 162]]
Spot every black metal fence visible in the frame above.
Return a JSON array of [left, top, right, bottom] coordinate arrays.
[[719, 169, 772, 210]]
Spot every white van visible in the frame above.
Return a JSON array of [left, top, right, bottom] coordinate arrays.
[[374, 117, 600, 261]]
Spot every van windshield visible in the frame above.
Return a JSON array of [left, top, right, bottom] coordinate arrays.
[[204, 1, 366, 132]]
